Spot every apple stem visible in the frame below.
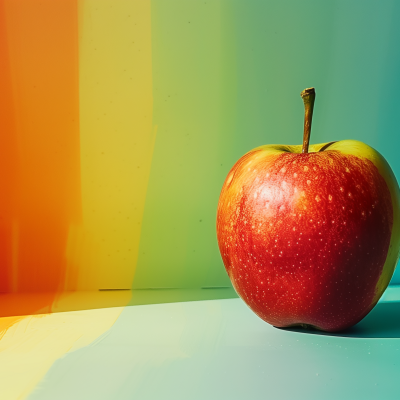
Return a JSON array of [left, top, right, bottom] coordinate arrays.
[[301, 88, 316, 154]]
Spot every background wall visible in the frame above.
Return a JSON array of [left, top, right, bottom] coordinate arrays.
[[135, 0, 400, 287], [0, 0, 399, 313]]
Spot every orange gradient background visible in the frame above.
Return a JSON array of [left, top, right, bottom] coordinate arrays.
[[0, 0, 81, 316], [0, 0, 157, 320]]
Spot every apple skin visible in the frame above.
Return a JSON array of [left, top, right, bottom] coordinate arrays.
[[217, 140, 400, 332]]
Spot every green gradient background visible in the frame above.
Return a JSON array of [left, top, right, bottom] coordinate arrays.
[[133, 0, 400, 289]]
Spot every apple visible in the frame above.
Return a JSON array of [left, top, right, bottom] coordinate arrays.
[[216, 88, 400, 332]]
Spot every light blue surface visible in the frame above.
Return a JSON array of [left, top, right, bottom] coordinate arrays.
[[29, 287, 400, 400]]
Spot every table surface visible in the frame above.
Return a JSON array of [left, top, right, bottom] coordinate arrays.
[[1, 286, 400, 400]]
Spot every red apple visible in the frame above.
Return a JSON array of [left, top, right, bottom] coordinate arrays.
[[217, 88, 400, 332]]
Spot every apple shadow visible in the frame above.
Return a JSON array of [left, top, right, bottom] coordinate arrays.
[[278, 301, 400, 338]]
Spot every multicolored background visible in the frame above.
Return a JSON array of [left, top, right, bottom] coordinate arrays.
[[1, 0, 400, 398]]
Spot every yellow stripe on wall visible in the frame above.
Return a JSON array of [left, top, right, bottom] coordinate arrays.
[[70, 0, 154, 291]]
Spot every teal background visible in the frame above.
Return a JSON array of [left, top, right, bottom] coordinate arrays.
[[133, 0, 400, 288]]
